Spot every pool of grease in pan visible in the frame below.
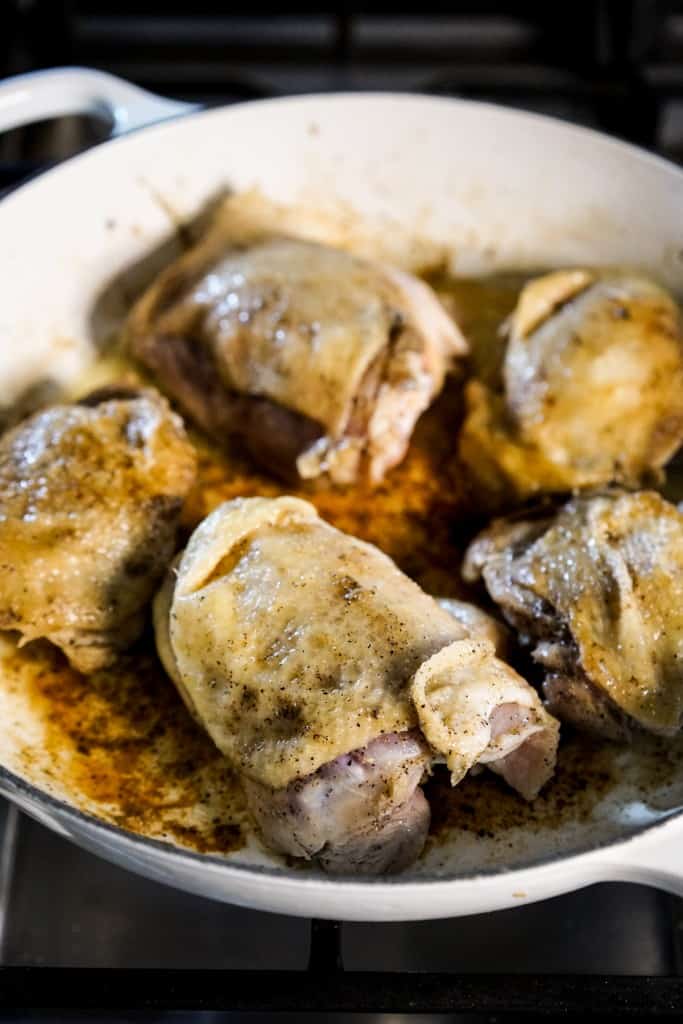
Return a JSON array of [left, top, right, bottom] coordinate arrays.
[[2, 270, 683, 875]]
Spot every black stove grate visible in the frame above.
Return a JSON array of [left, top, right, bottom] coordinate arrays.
[[4, 951, 683, 1018], [2, 5, 683, 1020], [1, 912, 683, 1018]]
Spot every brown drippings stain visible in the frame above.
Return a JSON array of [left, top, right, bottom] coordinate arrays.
[[6, 641, 247, 855], [425, 727, 683, 852], [183, 378, 471, 599], [426, 733, 616, 842]]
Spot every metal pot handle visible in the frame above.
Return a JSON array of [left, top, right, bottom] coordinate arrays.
[[0, 66, 196, 137]]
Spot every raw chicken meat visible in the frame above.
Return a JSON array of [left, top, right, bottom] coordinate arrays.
[[244, 731, 431, 875], [411, 639, 558, 800]]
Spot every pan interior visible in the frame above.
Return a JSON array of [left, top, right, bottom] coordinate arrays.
[[2, 219, 683, 882]]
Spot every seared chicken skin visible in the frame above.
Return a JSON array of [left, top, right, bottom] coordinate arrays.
[[459, 270, 683, 504], [435, 596, 511, 657], [127, 200, 466, 485], [464, 490, 683, 740], [0, 389, 196, 672], [155, 496, 558, 873]]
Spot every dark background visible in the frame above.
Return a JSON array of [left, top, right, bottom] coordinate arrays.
[[2, 2, 683, 176]]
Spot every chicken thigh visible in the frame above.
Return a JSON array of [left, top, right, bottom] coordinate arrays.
[[127, 200, 466, 485], [464, 490, 683, 740], [0, 388, 196, 672], [244, 731, 432, 875], [154, 496, 558, 873], [459, 270, 683, 505]]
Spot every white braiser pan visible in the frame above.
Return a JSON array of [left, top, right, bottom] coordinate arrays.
[[0, 67, 682, 921]]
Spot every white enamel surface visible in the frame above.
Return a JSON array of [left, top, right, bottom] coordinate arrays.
[[0, 66, 194, 137], [3, 765, 683, 921], [1, 71, 683, 919]]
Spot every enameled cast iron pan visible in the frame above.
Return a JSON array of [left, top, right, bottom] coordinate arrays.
[[0, 67, 682, 920]]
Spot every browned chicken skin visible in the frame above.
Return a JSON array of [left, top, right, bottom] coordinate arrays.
[[464, 490, 683, 740], [127, 202, 466, 485], [459, 270, 683, 505], [435, 596, 511, 657], [0, 389, 196, 672], [154, 496, 559, 873]]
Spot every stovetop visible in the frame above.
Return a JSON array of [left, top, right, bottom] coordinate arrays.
[[3, 5, 683, 1020], [2, 803, 683, 1019]]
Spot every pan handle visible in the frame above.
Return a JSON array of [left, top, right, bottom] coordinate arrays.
[[0, 66, 196, 138], [597, 823, 683, 897]]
